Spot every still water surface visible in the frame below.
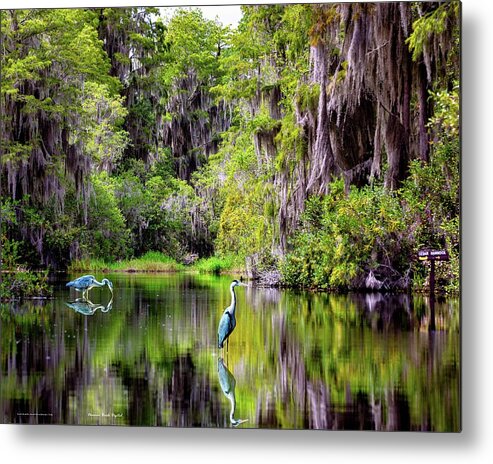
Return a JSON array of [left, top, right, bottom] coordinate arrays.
[[0, 273, 460, 430]]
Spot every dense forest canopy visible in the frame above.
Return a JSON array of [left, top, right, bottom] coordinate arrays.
[[0, 2, 460, 292]]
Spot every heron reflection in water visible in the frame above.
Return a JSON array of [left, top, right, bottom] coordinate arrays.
[[66, 275, 113, 300], [65, 297, 113, 316], [218, 279, 247, 351], [217, 357, 248, 427]]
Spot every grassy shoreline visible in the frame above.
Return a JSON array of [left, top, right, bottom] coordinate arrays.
[[68, 251, 184, 273], [66, 252, 458, 296], [68, 252, 245, 275]]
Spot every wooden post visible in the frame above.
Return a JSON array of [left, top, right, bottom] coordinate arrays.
[[418, 248, 448, 332], [429, 258, 435, 296], [429, 259, 436, 332]]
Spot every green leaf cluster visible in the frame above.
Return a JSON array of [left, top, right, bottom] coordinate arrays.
[[281, 180, 410, 290]]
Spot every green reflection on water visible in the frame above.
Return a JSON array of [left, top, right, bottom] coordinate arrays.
[[0, 273, 460, 430]]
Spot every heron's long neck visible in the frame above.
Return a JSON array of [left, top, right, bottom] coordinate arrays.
[[229, 285, 236, 315], [93, 279, 105, 287]]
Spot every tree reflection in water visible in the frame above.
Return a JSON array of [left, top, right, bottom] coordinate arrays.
[[0, 274, 459, 430]]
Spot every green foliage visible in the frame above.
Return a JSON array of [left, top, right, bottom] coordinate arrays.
[[283, 81, 460, 294], [1, 8, 128, 267], [1, 9, 121, 112], [77, 81, 129, 169], [68, 258, 110, 273], [216, 185, 272, 259], [400, 83, 460, 293], [69, 251, 184, 273], [407, 2, 460, 62], [295, 83, 320, 113], [85, 172, 131, 261], [112, 147, 205, 260], [192, 119, 275, 262], [161, 8, 227, 84], [194, 255, 240, 275], [282, 179, 411, 290], [0, 270, 50, 300], [0, 200, 51, 300], [247, 105, 281, 134], [274, 113, 306, 172], [1, 6, 460, 294], [429, 83, 460, 138], [141, 174, 199, 258], [193, 5, 314, 262]]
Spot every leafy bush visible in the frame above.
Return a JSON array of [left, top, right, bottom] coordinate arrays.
[[69, 251, 184, 272], [194, 255, 240, 274], [400, 83, 459, 293], [0, 270, 51, 300], [281, 179, 412, 290], [0, 218, 51, 300], [117, 252, 184, 272], [84, 172, 131, 261]]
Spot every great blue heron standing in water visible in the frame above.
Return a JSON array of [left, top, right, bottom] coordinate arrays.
[[217, 357, 248, 427], [217, 279, 247, 351], [66, 275, 113, 300]]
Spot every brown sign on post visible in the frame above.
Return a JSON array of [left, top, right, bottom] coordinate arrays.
[[418, 249, 449, 261]]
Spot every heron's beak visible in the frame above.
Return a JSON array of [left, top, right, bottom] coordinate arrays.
[[239, 282, 248, 287]]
